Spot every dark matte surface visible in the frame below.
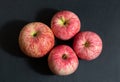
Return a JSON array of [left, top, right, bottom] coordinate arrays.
[[0, 0, 120, 82]]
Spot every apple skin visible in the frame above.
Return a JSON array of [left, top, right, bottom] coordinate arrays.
[[19, 22, 55, 58], [48, 45, 79, 76], [73, 31, 103, 61], [51, 10, 81, 40]]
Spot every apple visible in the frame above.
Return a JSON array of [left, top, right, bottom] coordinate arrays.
[[51, 10, 81, 40], [19, 22, 55, 58], [73, 31, 103, 61], [48, 45, 79, 76]]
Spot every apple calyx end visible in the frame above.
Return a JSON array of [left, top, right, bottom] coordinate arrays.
[[62, 54, 68, 60]]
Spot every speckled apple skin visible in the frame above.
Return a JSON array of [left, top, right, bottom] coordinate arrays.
[[73, 31, 103, 61], [51, 10, 81, 40], [48, 45, 79, 76], [19, 22, 55, 58]]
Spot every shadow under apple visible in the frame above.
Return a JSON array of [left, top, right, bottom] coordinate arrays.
[[0, 20, 28, 58], [35, 8, 59, 27], [27, 55, 53, 75]]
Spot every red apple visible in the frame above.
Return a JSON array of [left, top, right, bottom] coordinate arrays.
[[48, 45, 79, 76], [19, 22, 55, 58], [73, 31, 103, 61], [51, 10, 81, 40]]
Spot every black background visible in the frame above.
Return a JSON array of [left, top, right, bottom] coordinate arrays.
[[0, 0, 120, 82]]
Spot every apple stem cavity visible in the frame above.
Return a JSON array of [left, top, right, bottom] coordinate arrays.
[[84, 41, 90, 47], [32, 32, 38, 37], [62, 54, 68, 60], [59, 16, 67, 26]]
